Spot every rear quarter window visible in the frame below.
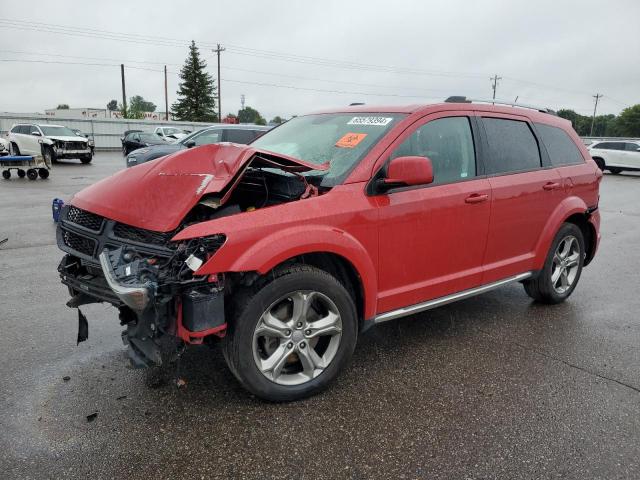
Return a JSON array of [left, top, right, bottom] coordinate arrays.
[[482, 118, 541, 174], [535, 123, 584, 166], [225, 129, 256, 144]]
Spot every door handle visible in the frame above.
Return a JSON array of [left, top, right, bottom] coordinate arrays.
[[464, 193, 489, 204], [543, 182, 561, 191]]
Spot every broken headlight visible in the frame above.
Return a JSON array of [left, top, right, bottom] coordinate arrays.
[[170, 234, 226, 278]]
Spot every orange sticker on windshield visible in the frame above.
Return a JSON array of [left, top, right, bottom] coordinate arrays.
[[335, 132, 367, 148]]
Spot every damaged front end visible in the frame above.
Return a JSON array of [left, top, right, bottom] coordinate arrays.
[[57, 143, 327, 368], [58, 205, 227, 367]]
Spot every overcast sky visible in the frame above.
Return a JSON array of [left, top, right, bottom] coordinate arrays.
[[0, 0, 638, 120]]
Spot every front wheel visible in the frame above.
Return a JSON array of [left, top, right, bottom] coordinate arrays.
[[608, 167, 622, 175], [43, 146, 56, 164], [524, 223, 584, 304], [223, 264, 358, 402], [10, 143, 20, 156], [80, 155, 92, 164]]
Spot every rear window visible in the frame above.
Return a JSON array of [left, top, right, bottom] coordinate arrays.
[[535, 123, 584, 166], [482, 118, 541, 174]]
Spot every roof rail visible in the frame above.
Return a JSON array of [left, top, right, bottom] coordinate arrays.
[[444, 96, 557, 115]]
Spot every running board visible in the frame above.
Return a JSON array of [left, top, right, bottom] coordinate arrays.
[[374, 272, 533, 324]]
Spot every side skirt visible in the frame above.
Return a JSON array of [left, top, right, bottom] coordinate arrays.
[[374, 272, 533, 324]]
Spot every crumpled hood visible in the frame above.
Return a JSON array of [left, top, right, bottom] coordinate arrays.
[[71, 143, 326, 232], [48, 135, 88, 143]]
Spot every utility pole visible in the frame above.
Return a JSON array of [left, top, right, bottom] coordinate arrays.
[[120, 64, 127, 116], [164, 65, 169, 121], [590, 93, 603, 136], [241, 94, 245, 110], [212, 44, 226, 122], [491, 74, 502, 103]]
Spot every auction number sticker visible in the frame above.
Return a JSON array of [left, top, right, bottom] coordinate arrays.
[[335, 132, 368, 148], [347, 116, 393, 126]]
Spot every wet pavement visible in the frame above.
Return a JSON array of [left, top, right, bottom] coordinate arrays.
[[1, 153, 639, 479]]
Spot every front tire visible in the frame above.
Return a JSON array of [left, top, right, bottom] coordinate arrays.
[[80, 155, 92, 164], [43, 146, 56, 164], [10, 143, 20, 156], [524, 223, 584, 304], [223, 264, 358, 402], [608, 167, 622, 175]]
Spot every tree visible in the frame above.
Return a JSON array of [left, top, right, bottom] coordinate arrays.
[[617, 105, 640, 137], [106, 99, 118, 111], [56, 104, 69, 109], [129, 95, 156, 113], [172, 41, 217, 122], [238, 106, 266, 125], [557, 109, 620, 137], [270, 116, 285, 125]]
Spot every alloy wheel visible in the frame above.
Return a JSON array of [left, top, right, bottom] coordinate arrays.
[[252, 291, 343, 386], [551, 235, 580, 294]]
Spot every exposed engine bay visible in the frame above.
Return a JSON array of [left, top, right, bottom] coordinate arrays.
[[57, 147, 328, 369]]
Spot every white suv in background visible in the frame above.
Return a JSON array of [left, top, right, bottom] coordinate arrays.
[[9, 123, 93, 164], [153, 126, 188, 142], [588, 140, 640, 174]]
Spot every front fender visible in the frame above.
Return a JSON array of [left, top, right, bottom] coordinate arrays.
[[532, 195, 589, 270], [196, 224, 378, 319]]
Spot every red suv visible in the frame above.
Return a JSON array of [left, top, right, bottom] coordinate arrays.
[[57, 99, 601, 401]]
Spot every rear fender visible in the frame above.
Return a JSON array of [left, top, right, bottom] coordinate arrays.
[[196, 225, 378, 319], [533, 196, 590, 270]]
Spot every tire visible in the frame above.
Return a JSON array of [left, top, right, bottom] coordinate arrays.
[[122, 146, 128, 156], [80, 155, 92, 164], [17, 169, 26, 178], [608, 167, 622, 175], [26, 169, 38, 180], [2, 170, 10, 179], [38, 168, 49, 179], [223, 264, 358, 402], [593, 157, 605, 171], [10, 143, 20, 156], [524, 223, 585, 304], [43, 146, 56, 164]]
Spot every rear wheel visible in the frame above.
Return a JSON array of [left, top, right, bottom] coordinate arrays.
[[524, 223, 584, 304], [26, 169, 38, 180], [223, 264, 358, 402], [608, 167, 622, 174]]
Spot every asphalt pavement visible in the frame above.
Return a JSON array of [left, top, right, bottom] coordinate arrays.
[[1, 152, 639, 479]]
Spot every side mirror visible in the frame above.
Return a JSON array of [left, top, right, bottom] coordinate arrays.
[[31, 131, 41, 136], [381, 155, 434, 190], [184, 140, 196, 148]]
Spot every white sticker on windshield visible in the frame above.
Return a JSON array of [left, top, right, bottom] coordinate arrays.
[[347, 116, 393, 126]]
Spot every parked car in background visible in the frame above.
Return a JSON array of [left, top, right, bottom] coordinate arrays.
[[9, 123, 92, 163], [121, 131, 167, 156], [71, 129, 95, 157], [0, 137, 9, 156], [57, 99, 601, 401], [126, 124, 271, 167], [153, 126, 189, 142], [588, 140, 640, 173]]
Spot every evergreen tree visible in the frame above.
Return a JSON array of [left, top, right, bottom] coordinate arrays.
[[172, 41, 217, 122]]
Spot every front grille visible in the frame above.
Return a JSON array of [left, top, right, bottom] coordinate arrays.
[[62, 141, 86, 150], [113, 223, 176, 248], [62, 230, 96, 257], [67, 206, 103, 231]]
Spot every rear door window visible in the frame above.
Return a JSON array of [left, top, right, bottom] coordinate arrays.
[[535, 123, 584, 166], [390, 116, 476, 185], [482, 118, 541, 174], [225, 129, 257, 144]]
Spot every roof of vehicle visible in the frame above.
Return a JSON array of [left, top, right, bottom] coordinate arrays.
[[310, 100, 569, 127]]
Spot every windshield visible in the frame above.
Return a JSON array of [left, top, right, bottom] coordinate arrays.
[[140, 133, 164, 143], [40, 126, 77, 136], [251, 113, 405, 186]]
